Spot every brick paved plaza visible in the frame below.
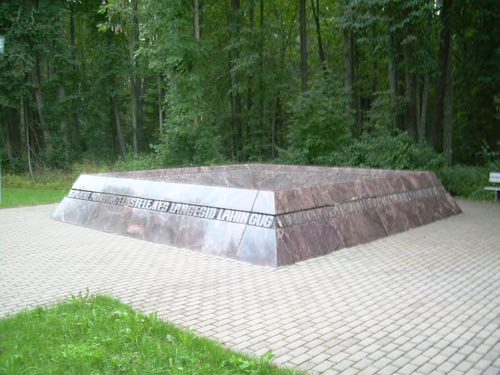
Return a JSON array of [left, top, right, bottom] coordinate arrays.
[[1, 200, 499, 374]]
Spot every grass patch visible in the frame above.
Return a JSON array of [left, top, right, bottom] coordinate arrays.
[[0, 293, 299, 375], [0, 188, 67, 209], [2, 171, 75, 191]]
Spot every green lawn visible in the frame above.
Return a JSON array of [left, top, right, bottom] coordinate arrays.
[[0, 188, 67, 208], [0, 294, 299, 375]]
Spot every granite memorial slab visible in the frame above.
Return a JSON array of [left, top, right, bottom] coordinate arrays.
[[52, 164, 461, 267]]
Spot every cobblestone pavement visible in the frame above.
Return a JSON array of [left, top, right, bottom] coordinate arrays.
[[1, 200, 499, 374]]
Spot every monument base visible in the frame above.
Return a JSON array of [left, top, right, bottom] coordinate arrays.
[[52, 164, 461, 267]]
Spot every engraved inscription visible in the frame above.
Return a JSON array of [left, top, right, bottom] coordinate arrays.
[[67, 189, 274, 228], [276, 186, 445, 228]]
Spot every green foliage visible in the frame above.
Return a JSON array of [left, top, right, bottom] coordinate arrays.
[[0, 188, 67, 208], [436, 165, 493, 200], [3, 171, 74, 190], [282, 79, 352, 164], [153, 123, 224, 167], [1, 0, 498, 187], [319, 130, 446, 171], [0, 294, 298, 375], [112, 152, 163, 171], [453, 0, 500, 164]]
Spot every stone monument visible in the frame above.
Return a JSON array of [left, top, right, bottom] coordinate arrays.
[[52, 164, 461, 266]]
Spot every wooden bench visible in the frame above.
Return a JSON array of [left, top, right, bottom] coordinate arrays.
[[485, 172, 500, 201]]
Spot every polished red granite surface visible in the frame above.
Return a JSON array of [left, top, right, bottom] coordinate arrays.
[[52, 164, 461, 266]]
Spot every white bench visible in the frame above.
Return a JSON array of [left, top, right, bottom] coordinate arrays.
[[485, 172, 500, 201]]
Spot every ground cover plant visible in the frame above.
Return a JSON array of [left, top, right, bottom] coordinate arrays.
[[0, 293, 298, 375], [0, 188, 67, 209], [0, 170, 73, 208]]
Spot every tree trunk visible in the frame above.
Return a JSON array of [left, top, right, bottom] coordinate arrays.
[[138, 77, 145, 133], [299, 0, 308, 92], [32, 61, 51, 153], [405, 71, 418, 141], [112, 97, 127, 160], [344, 24, 358, 136], [387, 6, 404, 132], [431, 0, 452, 152], [443, 34, 454, 165], [344, 28, 353, 98], [404, 19, 418, 142], [230, 0, 243, 161], [311, 0, 326, 73], [416, 78, 421, 133], [58, 86, 70, 163], [247, 0, 254, 140], [3, 120, 14, 167], [2, 108, 19, 167], [70, 5, 80, 152], [129, 0, 141, 153], [21, 98, 34, 181], [419, 73, 430, 143], [158, 75, 164, 137], [193, 0, 200, 42], [259, 0, 265, 133], [271, 96, 277, 159], [404, 11, 418, 141]]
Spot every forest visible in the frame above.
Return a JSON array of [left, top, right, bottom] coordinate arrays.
[[0, 0, 499, 187]]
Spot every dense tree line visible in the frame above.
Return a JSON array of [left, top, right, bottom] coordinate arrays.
[[0, 0, 499, 172]]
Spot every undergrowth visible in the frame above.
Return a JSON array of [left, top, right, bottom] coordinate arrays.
[[0, 293, 298, 375]]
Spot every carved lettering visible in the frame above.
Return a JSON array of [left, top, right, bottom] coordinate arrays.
[[156, 201, 170, 212], [237, 212, 250, 224], [206, 208, 217, 219], [67, 189, 275, 228], [194, 206, 207, 217]]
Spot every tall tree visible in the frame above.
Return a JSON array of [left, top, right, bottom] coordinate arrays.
[[443, 33, 454, 165], [431, 0, 453, 152], [229, 0, 243, 160], [310, 0, 326, 72], [129, 0, 141, 153], [299, 0, 308, 92], [343, 1, 357, 135]]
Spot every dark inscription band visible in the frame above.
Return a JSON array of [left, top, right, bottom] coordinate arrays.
[[276, 186, 446, 228], [68, 189, 274, 228]]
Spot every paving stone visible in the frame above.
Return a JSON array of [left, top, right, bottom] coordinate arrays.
[[398, 363, 419, 375], [312, 360, 334, 373], [418, 362, 437, 374], [0, 201, 499, 375]]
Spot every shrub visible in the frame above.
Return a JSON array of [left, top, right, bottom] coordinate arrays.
[[282, 79, 353, 164], [436, 165, 492, 200], [317, 129, 446, 171]]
